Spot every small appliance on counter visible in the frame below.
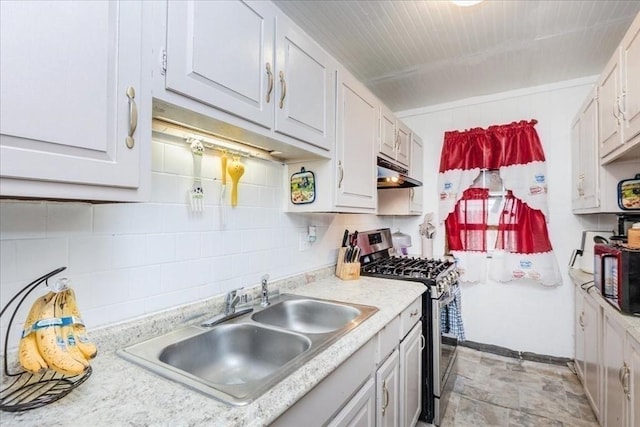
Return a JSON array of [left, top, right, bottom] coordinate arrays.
[[610, 213, 640, 245], [391, 229, 412, 255], [574, 231, 614, 273], [594, 243, 640, 315]]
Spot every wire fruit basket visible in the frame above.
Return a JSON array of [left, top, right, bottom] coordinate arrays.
[[0, 267, 92, 412]]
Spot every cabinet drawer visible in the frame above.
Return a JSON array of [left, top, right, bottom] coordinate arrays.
[[400, 298, 422, 339], [376, 315, 400, 364]]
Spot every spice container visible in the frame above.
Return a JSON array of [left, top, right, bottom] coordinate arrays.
[[629, 223, 640, 249]]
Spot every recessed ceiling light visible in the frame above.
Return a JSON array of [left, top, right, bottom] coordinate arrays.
[[451, 0, 484, 6]]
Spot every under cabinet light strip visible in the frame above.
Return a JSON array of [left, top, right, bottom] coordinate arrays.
[[151, 118, 283, 164]]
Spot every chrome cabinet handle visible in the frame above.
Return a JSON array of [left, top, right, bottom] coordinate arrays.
[[126, 86, 137, 149], [410, 188, 415, 201], [279, 70, 286, 109], [420, 334, 426, 351], [381, 380, 389, 415], [578, 312, 585, 328], [265, 63, 274, 103], [618, 91, 627, 121], [621, 363, 631, 398], [338, 161, 344, 189]]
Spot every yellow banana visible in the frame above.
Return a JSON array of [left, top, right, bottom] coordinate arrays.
[[64, 288, 97, 360], [58, 292, 89, 368], [34, 292, 88, 376], [18, 292, 54, 374]]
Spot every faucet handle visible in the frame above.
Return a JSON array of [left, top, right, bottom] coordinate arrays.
[[261, 274, 270, 285]]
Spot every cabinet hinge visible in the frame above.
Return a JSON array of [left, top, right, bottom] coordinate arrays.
[[161, 49, 167, 76]]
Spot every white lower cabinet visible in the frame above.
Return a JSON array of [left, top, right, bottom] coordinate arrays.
[[574, 273, 640, 427], [627, 333, 640, 427], [329, 378, 376, 427], [603, 311, 627, 427], [400, 321, 423, 427], [376, 349, 400, 427]]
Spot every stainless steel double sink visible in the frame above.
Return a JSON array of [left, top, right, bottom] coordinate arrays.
[[118, 294, 378, 405]]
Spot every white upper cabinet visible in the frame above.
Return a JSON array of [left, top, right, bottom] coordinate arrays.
[[571, 90, 600, 212], [335, 69, 378, 211], [598, 12, 640, 164], [378, 105, 409, 167], [380, 105, 397, 161], [0, 1, 149, 201], [274, 17, 334, 150], [164, 0, 334, 151], [165, 1, 275, 128], [395, 120, 411, 167]]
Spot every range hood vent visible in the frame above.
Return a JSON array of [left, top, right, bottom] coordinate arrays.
[[377, 157, 422, 189]]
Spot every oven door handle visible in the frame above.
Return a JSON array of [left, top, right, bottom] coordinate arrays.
[[438, 292, 456, 308]]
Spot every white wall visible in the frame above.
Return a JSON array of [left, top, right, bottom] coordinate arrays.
[[398, 77, 619, 358], [0, 137, 389, 352]]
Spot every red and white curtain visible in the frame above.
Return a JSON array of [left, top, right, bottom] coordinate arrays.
[[438, 120, 562, 286]]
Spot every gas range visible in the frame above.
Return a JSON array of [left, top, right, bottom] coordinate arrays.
[[356, 228, 459, 298], [354, 228, 460, 425], [360, 255, 458, 297]]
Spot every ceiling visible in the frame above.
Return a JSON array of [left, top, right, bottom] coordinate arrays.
[[273, 0, 640, 112]]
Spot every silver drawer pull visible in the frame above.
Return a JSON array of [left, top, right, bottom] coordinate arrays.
[[265, 62, 274, 103], [126, 86, 137, 149], [279, 70, 287, 109]]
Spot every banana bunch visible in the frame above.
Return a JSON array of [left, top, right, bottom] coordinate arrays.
[[18, 286, 97, 376]]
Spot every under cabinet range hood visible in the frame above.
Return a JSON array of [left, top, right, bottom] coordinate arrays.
[[377, 157, 422, 189]]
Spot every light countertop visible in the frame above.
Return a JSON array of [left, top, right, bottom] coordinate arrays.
[[570, 268, 640, 343], [2, 273, 425, 426]]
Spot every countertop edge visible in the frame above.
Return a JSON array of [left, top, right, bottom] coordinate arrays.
[[1, 274, 426, 426]]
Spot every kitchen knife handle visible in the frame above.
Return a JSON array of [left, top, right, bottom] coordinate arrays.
[[265, 62, 274, 103], [341, 230, 349, 247], [126, 86, 137, 149]]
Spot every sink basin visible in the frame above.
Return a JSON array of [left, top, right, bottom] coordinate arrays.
[[118, 294, 378, 405], [252, 299, 361, 334], [159, 324, 311, 385]]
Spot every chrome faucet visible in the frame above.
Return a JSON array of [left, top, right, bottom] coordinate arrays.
[[260, 274, 270, 307], [225, 289, 241, 315]]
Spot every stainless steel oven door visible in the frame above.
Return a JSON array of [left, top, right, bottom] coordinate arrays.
[[431, 289, 458, 425]]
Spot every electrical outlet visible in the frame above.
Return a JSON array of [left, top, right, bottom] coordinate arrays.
[[299, 232, 311, 251]]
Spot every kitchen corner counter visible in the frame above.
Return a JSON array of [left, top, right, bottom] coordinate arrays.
[[2, 275, 425, 426], [570, 268, 640, 343]]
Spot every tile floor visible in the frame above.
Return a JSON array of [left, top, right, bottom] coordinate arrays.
[[417, 346, 599, 427]]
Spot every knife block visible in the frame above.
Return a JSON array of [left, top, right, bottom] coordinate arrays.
[[336, 247, 361, 281]]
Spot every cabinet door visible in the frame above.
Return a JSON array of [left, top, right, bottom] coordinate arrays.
[[583, 294, 602, 421], [571, 117, 583, 210], [0, 1, 143, 194], [579, 94, 599, 209], [335, 71, 377, 210], [400, 321, 423, 427], [395, 120, 411, 167], [598, 51, 624, 159], [621, 14, 640, 145], [274, 18, 334, 150], [380, 105, 397, 160], [627, 333, 639, 427], [165, 0, 275, 128], [376, 350, 400, 427], [409, 134, 424, 213], [328, 378, 376, 427], [603, 312, 627, 427], [574, 286, 585, 381]]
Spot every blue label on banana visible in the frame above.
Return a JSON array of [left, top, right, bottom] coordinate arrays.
[[22, 316, 85, 337]]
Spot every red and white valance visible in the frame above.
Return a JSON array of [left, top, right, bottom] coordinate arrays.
[[439, 120, 562, 286]]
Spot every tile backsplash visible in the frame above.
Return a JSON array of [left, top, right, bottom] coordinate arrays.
[[0, 138, 389, 352]]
